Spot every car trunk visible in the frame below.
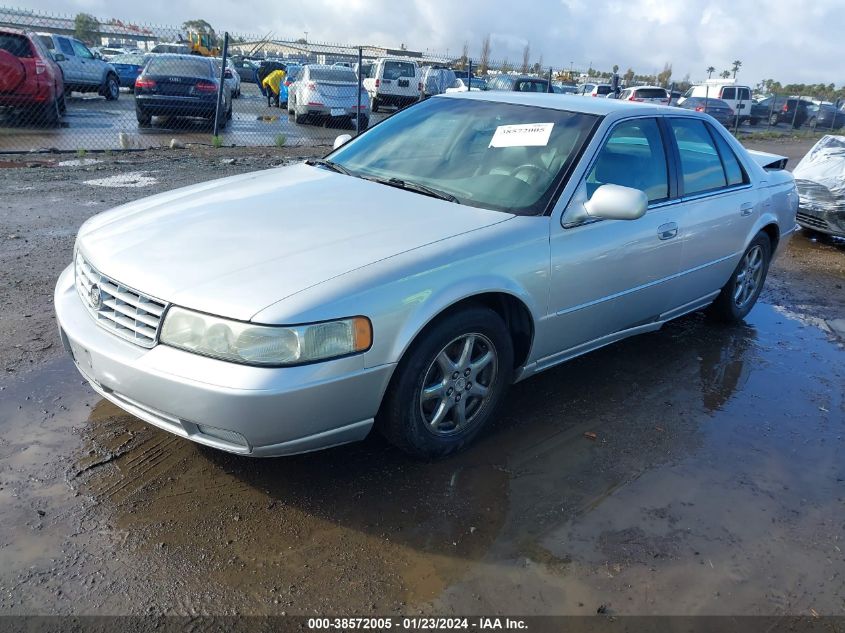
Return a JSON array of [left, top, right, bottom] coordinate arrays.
[[143, 75, 211, 97], [312, 82, 358, 107]]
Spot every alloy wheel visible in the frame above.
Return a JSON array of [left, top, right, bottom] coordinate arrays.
[[733, 245, 764, 308], [419, 333, 498, 437]]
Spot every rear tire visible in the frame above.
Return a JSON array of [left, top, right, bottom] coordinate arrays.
[[749, 117, 759, 126], [294, 107, 308, 125], [377, 305, 514, 459], [135, 107, 151, 127], [103, 74, 119, 101], [371, 96, 380, 113], [708, 232, 771, 323], [39, 96, 61, 126]]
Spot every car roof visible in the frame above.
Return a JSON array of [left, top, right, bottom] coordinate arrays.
[[0, 27, 28, 36], [441, 90, 678, 117]]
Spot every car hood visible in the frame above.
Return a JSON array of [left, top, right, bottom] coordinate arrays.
[[78, 164, 512, 321]]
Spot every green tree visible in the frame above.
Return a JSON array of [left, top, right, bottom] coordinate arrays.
[[706, 66, 715, 79], [720, 70, 731, 79], [500, 58, 512, 74], [74, 13, 100, 46], [623, 67, 635, 83], [458, 41, 469, 70], [656, 62, 672, 87], [521, 43, 530, 74], [731, 59, 742, 79], [612, 64, 619, 74]]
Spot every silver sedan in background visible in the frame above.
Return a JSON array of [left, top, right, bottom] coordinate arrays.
[[55, 93, 797, 459], [287, 64, 370, 129]]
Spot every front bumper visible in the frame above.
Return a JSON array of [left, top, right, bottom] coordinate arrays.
[[54, 265, 395, 457], [797, 206, 845, 237]]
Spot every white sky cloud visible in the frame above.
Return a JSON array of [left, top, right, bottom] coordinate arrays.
[[14, 0, 840, 85]]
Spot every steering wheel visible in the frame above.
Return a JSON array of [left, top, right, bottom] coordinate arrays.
[[509, 163, 550, 184]]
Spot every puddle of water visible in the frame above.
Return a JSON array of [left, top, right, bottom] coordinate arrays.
[[0, 303, 842, 614], [83, 172, 158, 188]]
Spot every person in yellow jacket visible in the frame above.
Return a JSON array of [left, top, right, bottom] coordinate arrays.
[[261, 69, 286, 108]]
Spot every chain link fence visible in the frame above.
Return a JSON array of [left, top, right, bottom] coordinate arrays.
[[2, 5, 844, 153]]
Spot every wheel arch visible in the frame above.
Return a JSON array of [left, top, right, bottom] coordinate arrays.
[[391, 288, 538, 374]]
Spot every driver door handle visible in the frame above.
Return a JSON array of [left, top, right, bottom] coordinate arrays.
[[658, 222, 678, 240]]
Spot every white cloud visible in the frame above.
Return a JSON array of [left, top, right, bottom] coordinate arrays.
[[15, 0, 841, 85]]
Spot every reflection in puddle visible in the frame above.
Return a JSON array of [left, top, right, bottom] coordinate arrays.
[[0, 303, 842, 614]]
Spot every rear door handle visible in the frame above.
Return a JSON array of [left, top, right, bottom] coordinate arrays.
[[658, 222, 678, 240], [740, 202, 754, 216]]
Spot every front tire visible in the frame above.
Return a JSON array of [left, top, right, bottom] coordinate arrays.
[[378, 306, 514, 459], [709, 232, 771, 323]]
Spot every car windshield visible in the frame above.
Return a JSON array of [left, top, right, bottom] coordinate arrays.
[[146, 57, 210, 77], [309, 67, 357, 82], [383, 61, 415, 80], [329, 97, 598, 215]]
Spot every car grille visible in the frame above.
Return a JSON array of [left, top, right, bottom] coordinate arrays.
[[74, 252, 167, 348], [796, 211, 831, 231]]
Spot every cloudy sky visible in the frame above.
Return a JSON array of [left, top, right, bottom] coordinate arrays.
[[16, 0, 840, 85]]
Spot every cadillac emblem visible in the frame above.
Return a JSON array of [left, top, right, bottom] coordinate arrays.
[[89, 284, 102, 309]]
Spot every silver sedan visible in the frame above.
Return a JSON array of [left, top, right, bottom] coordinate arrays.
[[55, 93, 798, 459]]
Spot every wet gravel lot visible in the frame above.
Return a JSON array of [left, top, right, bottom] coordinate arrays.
[[0, 140, 843, 616]]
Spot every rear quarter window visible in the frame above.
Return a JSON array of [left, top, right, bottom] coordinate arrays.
[[0, 33, 33, 57], [708, 124, 747, 186], [669, 118, 728, 194]]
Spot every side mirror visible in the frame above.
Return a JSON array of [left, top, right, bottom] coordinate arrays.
[[53, 53, 66, 62], [333, 134, 352, 149], [583, 184, 648, 221]]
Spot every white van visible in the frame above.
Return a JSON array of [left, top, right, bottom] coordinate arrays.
[[679, 81, 756, 123], [363, 57, 420, 112]]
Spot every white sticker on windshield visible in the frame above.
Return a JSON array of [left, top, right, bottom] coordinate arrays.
[[489, 123, 554, 148]]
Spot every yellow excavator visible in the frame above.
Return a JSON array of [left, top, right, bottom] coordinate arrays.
[[187, 31, 220, 57]]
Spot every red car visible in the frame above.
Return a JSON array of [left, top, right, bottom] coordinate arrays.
[[0, 28, 65, 124]]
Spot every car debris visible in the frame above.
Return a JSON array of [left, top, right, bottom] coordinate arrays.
[[793, 135, 845, 238]]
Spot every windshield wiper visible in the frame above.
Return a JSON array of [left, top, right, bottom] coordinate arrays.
[[305, 158, 355, 177], [374, 177, 459, 203]]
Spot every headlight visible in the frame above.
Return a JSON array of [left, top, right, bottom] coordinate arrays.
[[160, 307, 372, 366]]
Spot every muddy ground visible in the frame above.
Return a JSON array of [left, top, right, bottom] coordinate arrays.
[[0, 139, 843, 616]]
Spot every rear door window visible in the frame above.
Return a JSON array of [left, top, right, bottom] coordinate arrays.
[[0, 33, 33, 57], [669, 118, 728, 195], [587, 118, 669, 202], [737, 87, 751, 101], [720, 87, 735, 100], [636, 88, 667, 99]]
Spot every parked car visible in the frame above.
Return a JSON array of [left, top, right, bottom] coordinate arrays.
[[486, 75, 550, 92], [133, 54, 232, 128], [806, 103, 845, 130], [618, 86, 669, 104], [676, 97, 735, 126], [363, 57, 421, 111], [288, 64, 369, 128], [229, 56, 258, 83], [37, 33, 120, 100], [578, 83, 612, 97], [793, 135, 845, 238], [421, 66, 457, 98], [679, 83, 755, 123], [756, 96, 809, 128], [447, 74, 488, 92], [94, 47, 128, 61], [150, 43, 190, 55], [552, 82, 578, 94], [0, 27, 65, 123], [109, 52, 153, 88], [56, 92, 797, 460], [354, 61, 373, 80], [213, 57, 241, 98], [668, 90, 682, 106]]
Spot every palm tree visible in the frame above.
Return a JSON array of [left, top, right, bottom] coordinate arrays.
[[706, 66, 715, 79], [720, 70, 731, 80], [731, 60, 742, 79]]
